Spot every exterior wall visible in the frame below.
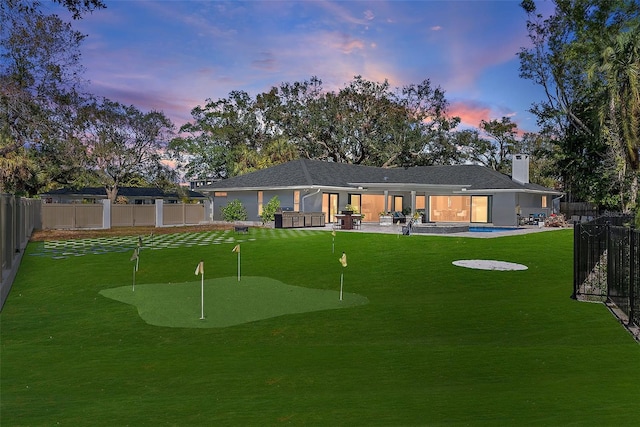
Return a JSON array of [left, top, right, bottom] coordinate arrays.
[[301, 191, 323, 212], [234, 193, 260, 221], [213, 190, 302, 221], [491, 193, 518, 227]]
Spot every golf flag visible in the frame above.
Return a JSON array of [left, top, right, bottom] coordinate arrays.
[[339, 252, 347, 267], [195, 260, 204, 275], [332, 229, 336, 237], [232, 244, 241, 281], [339, 252, 347, 301], [194, 260, 205, 320], [130, 247, 140, 271]]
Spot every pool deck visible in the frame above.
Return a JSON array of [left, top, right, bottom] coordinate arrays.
[[319, 222, 568, 238]]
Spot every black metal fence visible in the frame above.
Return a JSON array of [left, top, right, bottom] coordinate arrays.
[[573, 215, 639, 329]]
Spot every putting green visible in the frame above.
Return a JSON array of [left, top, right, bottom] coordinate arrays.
[[99, 276, 369, 328]]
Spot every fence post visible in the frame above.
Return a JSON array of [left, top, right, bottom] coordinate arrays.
[[101, 199, 111, 229], [572, 221, 580, 299], [629, 227, 636, 327], [155, 199, 163, 227]]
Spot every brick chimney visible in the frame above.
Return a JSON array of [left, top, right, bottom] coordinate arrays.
[[512, 154, 529, 185]]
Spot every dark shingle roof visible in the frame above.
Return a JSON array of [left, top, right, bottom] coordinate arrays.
[[203, 159, 557, 192]]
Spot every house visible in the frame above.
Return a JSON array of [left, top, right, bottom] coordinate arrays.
[[197, 156, 563, 227], [40, 187, 207, 205]]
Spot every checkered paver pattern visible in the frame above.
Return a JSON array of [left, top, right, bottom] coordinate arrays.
[[30, 228, 323, 259]]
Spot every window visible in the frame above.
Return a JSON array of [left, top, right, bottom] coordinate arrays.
[[429, 195, 471, 222], [349, 194, 361, 212], [214, 192, 227, 197], [258, 191, 263, 216], [416, 195, 425, 210], [541, 196, 547, 208], [470, 196, 490, 223], [323, 193, 339, 223], [394, 195, 403, 212]]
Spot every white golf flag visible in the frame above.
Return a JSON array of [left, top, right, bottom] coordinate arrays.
[[195, 260, 204, 275], [232, 244, 240, 253]]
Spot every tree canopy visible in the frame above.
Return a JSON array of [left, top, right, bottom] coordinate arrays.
[[519, 0, 640, 212], [170, 76, 464, 180], [1, 0, 179, 198]]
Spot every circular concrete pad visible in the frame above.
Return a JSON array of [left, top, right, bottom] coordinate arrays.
[[452, 259, 528, 271]]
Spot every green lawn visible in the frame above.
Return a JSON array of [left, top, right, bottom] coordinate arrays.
[[2, 228, 639, 426]]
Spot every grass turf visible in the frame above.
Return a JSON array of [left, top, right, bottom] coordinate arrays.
[[99, 276, 368, 328], [2, 228, 639, 426]]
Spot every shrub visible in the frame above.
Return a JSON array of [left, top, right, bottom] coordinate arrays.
[[221, 199, 248, 222], [260, 195, 280, 224]]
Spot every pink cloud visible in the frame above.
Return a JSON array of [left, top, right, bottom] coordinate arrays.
[[324, 32, 366, 54], [449, 100, 493, 129], [448, 100, 534, 135]]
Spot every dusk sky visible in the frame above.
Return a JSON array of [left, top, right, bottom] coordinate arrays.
[[49, 0, 555, 133]]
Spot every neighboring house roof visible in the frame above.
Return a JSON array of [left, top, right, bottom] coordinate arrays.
[[201, 159, 561, 195], [41, 187, 206, 199]]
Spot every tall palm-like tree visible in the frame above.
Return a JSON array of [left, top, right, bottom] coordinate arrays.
[[589, 26, 640, 211]]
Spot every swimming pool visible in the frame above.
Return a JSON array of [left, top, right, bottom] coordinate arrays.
[[468, 227, 520, 233]]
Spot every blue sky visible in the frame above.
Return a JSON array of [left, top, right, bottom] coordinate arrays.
[[52, 0, 555, 133]]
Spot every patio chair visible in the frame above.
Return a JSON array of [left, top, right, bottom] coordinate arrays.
[[352, 217, 362, 229], [393, 212, 406, 224]]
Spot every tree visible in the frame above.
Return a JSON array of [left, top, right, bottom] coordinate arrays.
[[170, 90, 271, 181], [0, 8, 86, 155], [518, 0, 640, 210], [0, 126, 36, 193], [78, 99, 175, 202], [479, 117, 519, 173], [173, 75, 461, 179], [0, 0, 106, 194], [457, 117, 520, 173], [277, 76, 459, 168], [588, 26, 640, 210]]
